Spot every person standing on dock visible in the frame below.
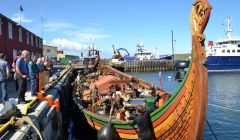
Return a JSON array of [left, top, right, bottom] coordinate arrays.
[[0, 53, 10, 103], [12, 50, 22, 92], [16, 50, 29, 104], [28, 55, 39, 96]]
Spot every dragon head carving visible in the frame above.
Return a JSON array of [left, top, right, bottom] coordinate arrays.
[[191, 0, 212, 35]]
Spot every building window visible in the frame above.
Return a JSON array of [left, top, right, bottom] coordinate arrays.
[[227, 49, 230, 53], [0, 17, 2, 35], [8, 22, 13, 39], [27, 32, 30, 44], [13, 49, 17, 60], [31, 34, 33, 46], [19, 28, 22, 42], [36, 37, 38, 47], [237, 50, 240, 53], [222, 49, 225, 53], [39, 39, 42, 48], [232, 49, 235, 53]]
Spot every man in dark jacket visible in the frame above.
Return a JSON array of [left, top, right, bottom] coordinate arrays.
[[128, 105, 155, 140]]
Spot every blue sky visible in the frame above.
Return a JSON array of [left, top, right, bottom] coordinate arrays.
[[1, 0, 240, 58]]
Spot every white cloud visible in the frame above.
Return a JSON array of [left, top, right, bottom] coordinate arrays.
[[66, 26, 110, 42], [87, 22, 101, 26], [43, 22, 75, 32], [49, 38, 88, 51], [11, 13, 33, 23], [74, 32, 110, 42]]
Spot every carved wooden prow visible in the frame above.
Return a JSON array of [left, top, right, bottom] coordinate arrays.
[[189, 0, 212, 139]]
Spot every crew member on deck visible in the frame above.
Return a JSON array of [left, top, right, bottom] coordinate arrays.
[[128, 105, 155, 140], [144, 90, 157, 112]]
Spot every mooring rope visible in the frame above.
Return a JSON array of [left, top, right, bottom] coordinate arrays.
[[208, 103, 240, 113], [206, 103, 240, 140], [206, 119, 218, 140], [16, 116, 43, 140]]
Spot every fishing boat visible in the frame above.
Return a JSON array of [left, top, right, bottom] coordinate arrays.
[[206, 17, 240, 72], [73, 0, 211, 139], [111, 42, 172, 62]]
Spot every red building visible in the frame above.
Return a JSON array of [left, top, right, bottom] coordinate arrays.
[[0, 13, 43, 64]]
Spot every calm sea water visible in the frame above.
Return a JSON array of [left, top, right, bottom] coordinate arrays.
[[126, 71, 240, 140]]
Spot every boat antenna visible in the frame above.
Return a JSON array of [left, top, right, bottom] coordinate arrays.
[[136, 33, 143, 52], [171, 30, 175, 66], [41, 16, 44, 39], [225, 17, 232, 39]]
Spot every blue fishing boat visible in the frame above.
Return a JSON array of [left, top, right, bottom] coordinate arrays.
[[207, 17, 240, 72]]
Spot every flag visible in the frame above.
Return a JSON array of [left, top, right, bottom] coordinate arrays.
[[20, 5, 23, 12], [208, 41, 213, 47]]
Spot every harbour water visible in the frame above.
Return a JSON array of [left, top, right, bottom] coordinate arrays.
[[126, 71, 240, 140]]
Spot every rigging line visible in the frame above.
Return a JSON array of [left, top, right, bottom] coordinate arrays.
[[208, 103, 240, 113], [206, 119, 218, 140]]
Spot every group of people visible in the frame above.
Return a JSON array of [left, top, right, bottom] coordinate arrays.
[[13, 50, 52, 104], [0, 50, 52, 104], [104, 83, 169, 140], [102, 83, 159, 140]]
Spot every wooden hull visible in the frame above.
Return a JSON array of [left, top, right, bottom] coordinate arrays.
[[73, 0, 211, 139], [77, 57, 199, 139]]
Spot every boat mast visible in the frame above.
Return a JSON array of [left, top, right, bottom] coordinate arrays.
[[136, 33, 143, 52], [171, 30, 175, 64], [225, 17, 232, 39]]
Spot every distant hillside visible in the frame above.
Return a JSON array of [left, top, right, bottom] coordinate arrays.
[[173, 53, 191, 60]]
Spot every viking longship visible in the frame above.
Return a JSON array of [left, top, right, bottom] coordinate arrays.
[[73, 0, 211, 139]]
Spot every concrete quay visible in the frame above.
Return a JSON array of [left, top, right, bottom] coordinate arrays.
[[0, 66, 73, 140]]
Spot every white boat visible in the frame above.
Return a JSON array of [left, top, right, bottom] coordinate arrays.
[[206, 17, 240, 72], [134, 41, 153, 60], [130, 41, 172, 61]]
